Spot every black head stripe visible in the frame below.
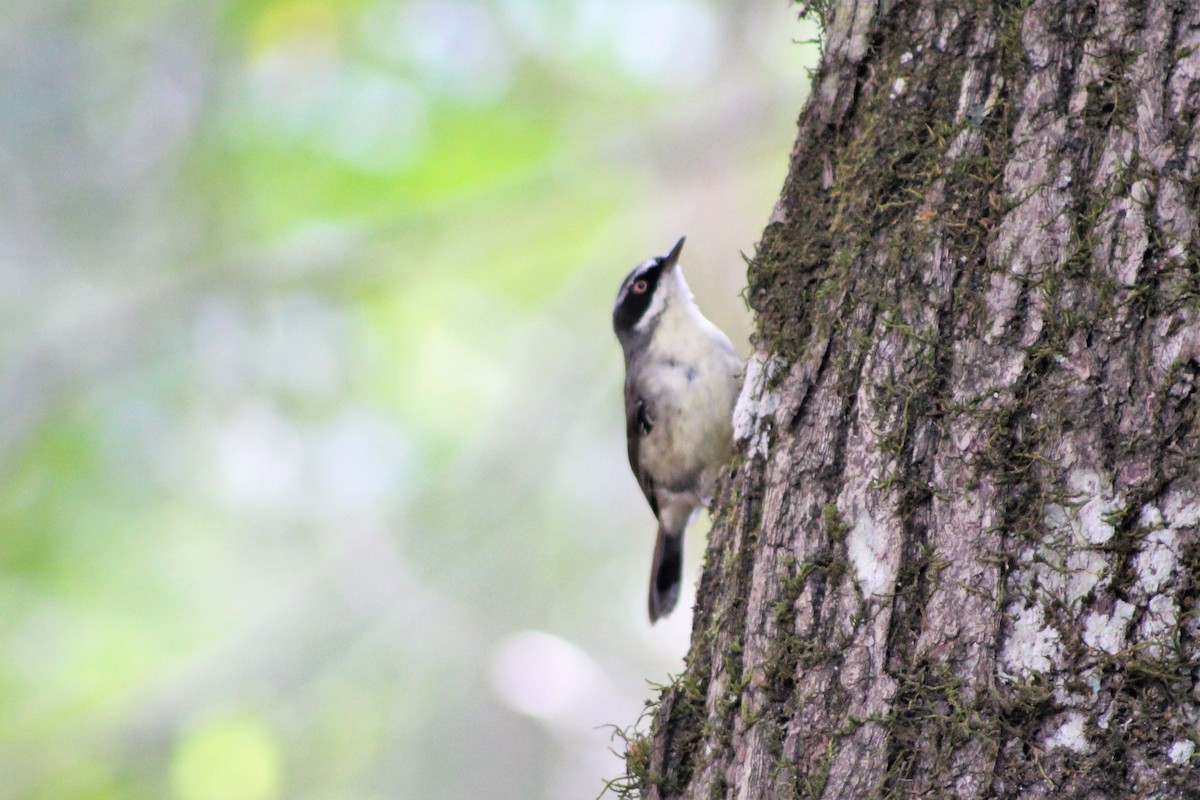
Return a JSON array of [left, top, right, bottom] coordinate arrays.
[[612, 259, 665, 334]]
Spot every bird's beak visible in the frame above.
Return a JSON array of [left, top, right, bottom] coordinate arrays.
[[662, 236, 686, 271]]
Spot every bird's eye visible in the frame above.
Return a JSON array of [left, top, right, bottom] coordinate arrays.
[[632, 279, 649, 294]]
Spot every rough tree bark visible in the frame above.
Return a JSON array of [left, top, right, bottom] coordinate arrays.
[[620, 0, 1200, 798]]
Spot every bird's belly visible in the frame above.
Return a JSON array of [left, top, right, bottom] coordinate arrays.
[[639, 358, 736, 491]]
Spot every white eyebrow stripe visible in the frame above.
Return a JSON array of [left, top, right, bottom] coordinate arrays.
[[624, 259, 657, 287]]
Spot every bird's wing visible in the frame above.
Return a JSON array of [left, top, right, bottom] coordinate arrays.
[[625, 391, 659, 518]]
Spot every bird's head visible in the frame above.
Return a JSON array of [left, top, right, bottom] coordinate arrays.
[[612, 236, 690, 344]]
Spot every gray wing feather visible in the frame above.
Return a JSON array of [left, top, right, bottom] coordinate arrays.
[[625, 391, 659, 518]]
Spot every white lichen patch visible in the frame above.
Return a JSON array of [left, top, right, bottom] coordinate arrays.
[[1168, 740, 1195, 765], [1136, 594, 1179, 659], [1036, 503, 1110, 605], [1031, 472, 1124, 607], [732, 351, 785, 460], [846, 510, 891, 597], [1162, 490, 1200, 530], [1044, 712, 1091, 754], [1051, 668, 1102, 712], [1063, 549, 1110, 604], [1051, 670, 1101, 723], [1082, 600, 1135, 654], [1068, 469, 1119, 544], [1139, 503, 1164, 529], [1134, 526, 1180, 594], [1042, 500, 1070, 534], [999, 602, 1062, 677], [1077, 495, 1116, 544]]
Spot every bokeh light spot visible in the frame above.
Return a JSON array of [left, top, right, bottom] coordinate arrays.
[[489, 630, 604, 722], [171, 714, 283, 800], [249, 0, 340, 57]]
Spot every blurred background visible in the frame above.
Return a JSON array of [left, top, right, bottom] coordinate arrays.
[[0, 1, 816, 798]]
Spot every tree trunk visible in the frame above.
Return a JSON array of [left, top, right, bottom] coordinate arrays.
[[621, 0, 1200, 797]]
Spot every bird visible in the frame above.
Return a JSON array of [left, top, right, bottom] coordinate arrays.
[[612, 237, 742, 622]]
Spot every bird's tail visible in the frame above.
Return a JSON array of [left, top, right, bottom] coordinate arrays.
[[648, 525, 684, 623]]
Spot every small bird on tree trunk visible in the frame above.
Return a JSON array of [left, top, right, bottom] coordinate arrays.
[[612, 237, 742, 622]]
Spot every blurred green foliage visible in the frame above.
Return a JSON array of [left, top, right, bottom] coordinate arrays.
[[0, 1, 816, 797]]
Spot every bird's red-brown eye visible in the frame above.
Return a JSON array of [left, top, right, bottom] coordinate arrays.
[[632, 279, 649, 294]]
